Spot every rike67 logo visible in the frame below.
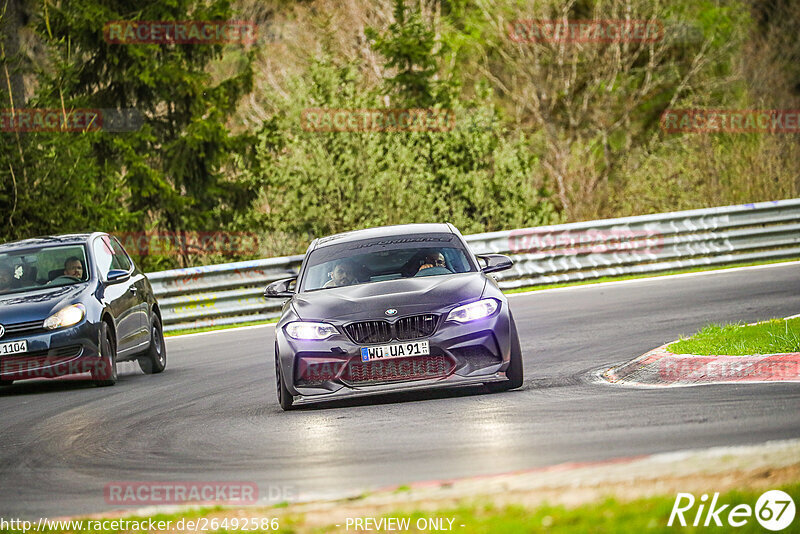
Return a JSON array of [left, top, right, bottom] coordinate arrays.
[[669, 490, 795, 531]]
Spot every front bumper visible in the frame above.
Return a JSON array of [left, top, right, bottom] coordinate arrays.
[[277, 311, 513, 405], [0, 320, 101, 381], [293, 372, 508, 406]]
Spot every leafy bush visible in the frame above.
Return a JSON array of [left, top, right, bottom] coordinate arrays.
[[244, 57, 560, 250]]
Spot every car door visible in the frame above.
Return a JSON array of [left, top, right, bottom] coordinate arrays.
[[92, 236, 142, 355], [109, 236, 149, 350]]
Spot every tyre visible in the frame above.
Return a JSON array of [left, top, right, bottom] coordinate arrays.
[[138, 314, 167, 374], [92, 322, 118, 386], [487, 317, 524, 392], [275, 348, 294, 411]]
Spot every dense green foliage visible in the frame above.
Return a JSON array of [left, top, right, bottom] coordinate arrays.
[[1, 0, 798, 269], [1, 0, 256, 270], [247, 1, 560, 241]]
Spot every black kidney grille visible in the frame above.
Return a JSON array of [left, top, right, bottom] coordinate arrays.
[[344, 314, 439, 344], [395, 314, 438, 340], [344, 320, 392, 344]]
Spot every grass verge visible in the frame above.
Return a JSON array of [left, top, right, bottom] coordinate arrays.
[[165, 319, 278, 337], [669, 317, 800, 355], [364, 483, 800, 534], [8, 482, 797, 533]]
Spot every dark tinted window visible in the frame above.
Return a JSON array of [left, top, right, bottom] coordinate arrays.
[[300, 233, 476, 291]]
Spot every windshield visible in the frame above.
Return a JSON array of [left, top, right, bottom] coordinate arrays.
[[0, 244, 90, 295], [300, 234, 476, 292]]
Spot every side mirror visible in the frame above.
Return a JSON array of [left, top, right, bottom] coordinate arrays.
[[477, 254, 513, 274], [264, 277, 297, 298], [106, 269, 131, 283]]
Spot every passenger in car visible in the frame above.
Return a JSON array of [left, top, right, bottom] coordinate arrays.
[[418, 251, 447, 272], [0, 263, 13, 292]]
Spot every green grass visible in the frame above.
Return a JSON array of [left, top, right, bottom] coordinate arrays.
[[669, 317, 800, 355], [392, 483, 800, 534], [5, 483, 797, 533], [165, 318, 278, 337]]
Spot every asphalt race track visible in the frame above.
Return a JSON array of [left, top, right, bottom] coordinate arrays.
[[2, 263, 799, 519]]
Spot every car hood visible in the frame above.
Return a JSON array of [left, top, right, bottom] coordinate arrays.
[[292, 272, 487, 321], [0, 284, 89, 325]]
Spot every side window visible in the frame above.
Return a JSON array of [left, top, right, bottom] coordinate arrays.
[[93, 237, 115, 278], [110, 237, 133, 271]]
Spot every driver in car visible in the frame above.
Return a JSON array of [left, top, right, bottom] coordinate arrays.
[[323, 260, 359, 288], [48, 256, 84, 285], [63, 257, 84, 279]]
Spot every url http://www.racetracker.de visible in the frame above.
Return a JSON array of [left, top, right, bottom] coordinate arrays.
[[0, 517, 282, 532]]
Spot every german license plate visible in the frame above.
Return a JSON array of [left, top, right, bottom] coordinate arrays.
[[0, 340, 27, 356], [360, 340, 429, 362]]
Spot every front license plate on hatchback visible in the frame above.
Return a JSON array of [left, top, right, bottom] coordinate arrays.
[[0, 340, 27, 356], [361, 340, 429, 362]]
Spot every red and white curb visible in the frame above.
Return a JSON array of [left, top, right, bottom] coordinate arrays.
[[603, 343, 800, 387]]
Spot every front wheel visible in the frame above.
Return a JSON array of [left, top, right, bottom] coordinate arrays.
[[487, 318, 524, 392], [92, 323, 118, 386], [138, 315, 167, 374], [275, 350, 294, 411]]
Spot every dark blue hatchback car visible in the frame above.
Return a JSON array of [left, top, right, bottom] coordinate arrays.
[[0, 233, 166, 387]]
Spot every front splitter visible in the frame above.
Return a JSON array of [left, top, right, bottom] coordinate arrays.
[[292, 372, 508, 406]]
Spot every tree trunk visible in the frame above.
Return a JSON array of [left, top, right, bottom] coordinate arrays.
[[0, 0, 28, 107]]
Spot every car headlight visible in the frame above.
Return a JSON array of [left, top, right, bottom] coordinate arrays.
[[285, 321, 338, 340], [43, 303, 86, 330], [447, 298, 500, 323]]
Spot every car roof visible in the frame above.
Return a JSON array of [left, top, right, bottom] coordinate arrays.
[[312, 223, 456, 249], [0, 233, 98, 253]]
